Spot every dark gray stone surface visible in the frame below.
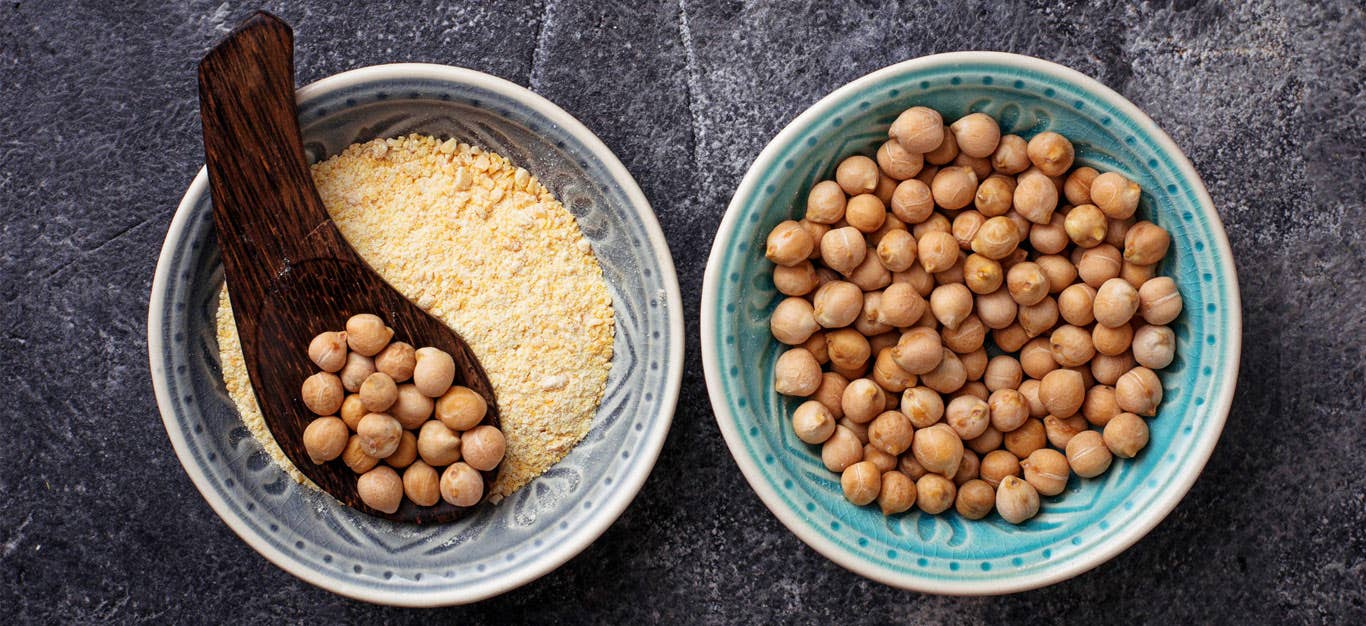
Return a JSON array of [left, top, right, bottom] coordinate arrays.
[[2, 0, 1362, 622]]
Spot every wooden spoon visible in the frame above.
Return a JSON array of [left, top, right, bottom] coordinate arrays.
[[198, 11, 499, 523]]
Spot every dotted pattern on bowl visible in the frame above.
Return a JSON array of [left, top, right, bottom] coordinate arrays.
[[712, 64, 1235, 584], [155, 76, 675, 596]]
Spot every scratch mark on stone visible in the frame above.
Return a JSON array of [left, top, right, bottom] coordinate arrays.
[[676, 0, 703, 174], [1, 512, 32, 558], [529, 0, 558, 91]]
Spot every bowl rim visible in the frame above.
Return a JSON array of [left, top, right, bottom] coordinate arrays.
[[148, 62, 684, 606], [700, 51, 1242, 595]]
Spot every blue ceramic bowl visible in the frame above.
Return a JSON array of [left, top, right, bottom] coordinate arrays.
[[149, 64, 683, 606], [701, 52, 1241, 594]]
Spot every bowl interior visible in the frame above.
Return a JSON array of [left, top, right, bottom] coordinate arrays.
[[152, 67, 678, 605], [707, 56, 1237, 592]]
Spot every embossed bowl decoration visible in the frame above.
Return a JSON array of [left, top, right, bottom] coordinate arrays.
[[701, 52, 1241, 594], [149, 64, 683, 606]]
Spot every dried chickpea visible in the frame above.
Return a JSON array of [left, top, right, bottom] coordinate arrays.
[[1058, 283, 1097, 326], [417, 420, 462, 466], [1065, 430, 1112, 478], [308, 331, 349, 372], [461, 425, 506, 471], [877, 283, 925, 328], [899, 454, 929, 481], [303, 416, 348, 464], [357, 466, 403, 514], [1026, 132, 1074, 176], [876, 139, 923, 180], [827, 329, 872, 372], [978, 449, 1020, 488], [374, 341, 416, 383], [822, 425, 864, 472], [1138, 276, 1183, 325], [876, 230, 917, 273], [1006, 262, 1049, 306], [1013, 169, 1058, 224], [879, 470, 918, 514], [950, 113, 1001, 158], [992, 323, 1030, 353], [1016, 296, 1058, 338], [872, 348, 916, 393], [1020, 448, 1070, 497], [958, 380, 990, 401], [1132, 325, 1176, 369], [1004, 418, 1047, 458], [435, 385, 486, 431], [1082, 385, 1121, 427], [932, 251, 967, 285], [1077, 244, 1122, 288], [819, 226, 867, 275], [952, 210, 987, 250], [1094, 277, 1140, 328], [974, 174, 1016, 216], [923, 127, 958, 164], [1019, 379, 1046, 418], [302, 372, 344, 416], [440, 462, 484, 507], [1050, 324, 1096, 367], [792, 400, 838, 445], [1029, 212, 1069, 255], [1120, 261, 1156, 289], [771, 297, 818, 345], [868, 332, 899, 357], [840, 417, 870, 444], [359, 372, 398, 413], [945, 395, 991, 440], [1064, 166, 1098, 205], [1044, 415, 1085, 449], [342, 434, 379, 474], [855, 293, 892, 337], [970, 216, 1021, 261], [1091, 352, 1135, 386], [868, 210, 905, 245], [835, 155, 880, 196], [967, 425, 1004, 455], [920, 348, 967, 394], [385, 431, 418, 469], [916, 474, 957, 514], [809, 283, 858, 329], [890, 179, 935, 224], [1039, 369, 1085, 418], [840, 461, 882, 505], [806, 180, 847, 224], [941, 314, 986, 353], [340, 394, 367, 430], [845, 194, 887, 233], [988, 388, 1030, 433], [774, 348, 822, 397], [1064, 204, 1107, 248], [982, 355, 1021, 391], [842, 378, 887, 424], [339, 352, 375, 393], [847, 253, 892, 292], [861, 444, 896, 473], [868, 410, 914, 455], [345, 314, 393, 357], [1116, 366, 1163, 416], [912, 212, 951, 238], [1090, 172, 1141, 219], [955, 152, 994, 182], [975, 288, 1017, 329], [912, 423, 964, 477], [931, 166, 978, 211], [954, 479, 995, 519], [1124, 221, 1171, 265], [1103, 412, 1149, 458], [773, 261, 819, 296], [891, 327, 943, 375], [356, 412, 402, 458], [954, 448, 982, 485], [800, 220, 831, 260], [1106, 216, 1135, 248], [766, 220, 814, 267], [1092, 322, 1134, 356], [929, 283, 974, 330], [890, 107, 944, 153], [1020, 338, 1058, 380], [811, 372, 850, 419], [402, 461, 441, 507], [412, 347, 455, 398], [985, 133, 1027, 173], [391, 384, 435, 429], [991, 475, 1038, 524], [899, 386, 943, 429], [1035, 254, 1078, 293]]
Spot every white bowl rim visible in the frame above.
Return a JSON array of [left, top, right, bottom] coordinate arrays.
[[148, 62, 685, 606], [700, 50, 1242, 595]]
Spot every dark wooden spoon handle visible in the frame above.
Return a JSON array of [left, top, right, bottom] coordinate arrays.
[[198, 12, 357, 311]]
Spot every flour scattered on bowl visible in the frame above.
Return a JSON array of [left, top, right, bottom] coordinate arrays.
[[216, 134, 615, 499]]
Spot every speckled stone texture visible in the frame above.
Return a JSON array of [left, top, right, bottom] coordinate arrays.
[[2, 0, 1362, 622]]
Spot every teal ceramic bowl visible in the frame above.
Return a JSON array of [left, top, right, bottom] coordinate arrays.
[[701, 52, 1240, 594]]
